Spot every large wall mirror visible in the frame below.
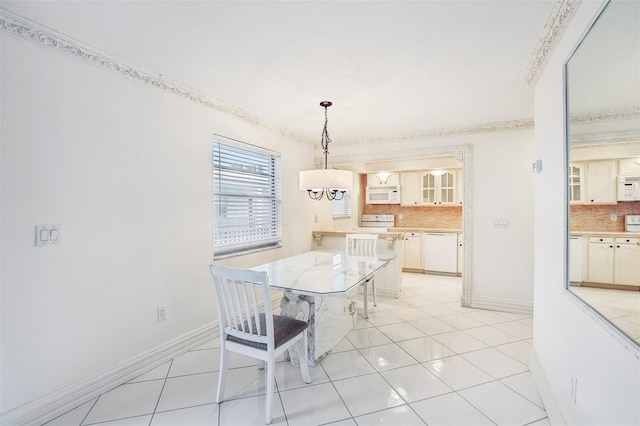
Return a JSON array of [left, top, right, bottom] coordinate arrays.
[[565, 0, 640, 349]]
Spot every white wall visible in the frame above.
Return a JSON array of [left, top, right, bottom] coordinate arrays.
[[532, 1, 640, 424], [0, 36, 319, 416]]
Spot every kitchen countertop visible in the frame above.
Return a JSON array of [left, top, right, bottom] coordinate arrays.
[[389, 227, 462, 233], [570, 231, 640, 238], [312, 230, 403, 238]]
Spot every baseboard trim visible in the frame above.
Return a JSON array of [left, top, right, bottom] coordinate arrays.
[[1, 322, 219, 426], [470, 295, 534, 315], [529, 350, 567, 425]]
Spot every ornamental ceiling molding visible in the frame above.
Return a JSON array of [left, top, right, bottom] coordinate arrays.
[[570, 106, 640, 125], [523, 0, 582, 86], [0, 8, 310, 144], [341, 118, 535, 146], [571, 129, 640, 146]]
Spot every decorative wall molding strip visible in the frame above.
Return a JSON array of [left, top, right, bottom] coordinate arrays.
[[330, 144, 475, 309], [0, 323, 218, 425], [523, 0, 582, 86], [0, 8, 310, 143]]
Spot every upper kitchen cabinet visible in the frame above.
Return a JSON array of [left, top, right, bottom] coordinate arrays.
[[619, 158, 640, 176], [421, 170, 457, 206], [400, 169, 461, 206], [367, 172, 399, 187], [401, 172, 420, 206], [569, 162, 585, 204], [586, 159, 617, 204], [568, 159, 617, 205]]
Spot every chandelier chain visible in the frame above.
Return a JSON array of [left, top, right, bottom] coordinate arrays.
[[321, 104, 332, 169]]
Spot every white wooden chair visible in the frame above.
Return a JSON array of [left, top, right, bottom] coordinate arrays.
[[345, 233, 378, 319], [209, 265, 312, 424]]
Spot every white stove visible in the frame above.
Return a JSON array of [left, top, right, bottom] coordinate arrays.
[[360, 214, 395, 231], [626, 214, 640, 232]]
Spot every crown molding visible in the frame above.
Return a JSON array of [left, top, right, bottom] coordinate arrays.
[[570, 106, 640, 125], [341, 118, 535, 145], [0, 8, 315, 144], [523, 0, 582, 86]]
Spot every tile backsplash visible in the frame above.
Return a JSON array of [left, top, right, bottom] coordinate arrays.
[[363, 204, 463, 229], [570, 202, 640, 232]]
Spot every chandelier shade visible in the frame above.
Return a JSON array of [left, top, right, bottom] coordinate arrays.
[[299, 169, 353, 192]]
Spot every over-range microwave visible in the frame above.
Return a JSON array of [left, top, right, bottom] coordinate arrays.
[[365, 185, 400, 204], [617, 176, 640, 201]]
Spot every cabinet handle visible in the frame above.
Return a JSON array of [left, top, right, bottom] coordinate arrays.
[[609, 245, 613, 248], [617, 245, 620, 248]]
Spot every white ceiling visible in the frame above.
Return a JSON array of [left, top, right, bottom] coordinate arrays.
[[3, 1, 554, 145]]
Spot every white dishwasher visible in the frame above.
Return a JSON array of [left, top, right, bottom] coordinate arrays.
[[424, 233, 458, 274]]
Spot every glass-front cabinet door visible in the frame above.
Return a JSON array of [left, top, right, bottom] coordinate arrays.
[[421, 172, 437, 204], [421, 170, 456, 205], [439, 171, 456, 205], [568, 162, 584, 204]]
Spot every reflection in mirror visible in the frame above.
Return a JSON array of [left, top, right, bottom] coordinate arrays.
[[566, 0, 640, 346]]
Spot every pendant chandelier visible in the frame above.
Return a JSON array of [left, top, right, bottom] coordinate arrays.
[[299, 101, 353, 201]]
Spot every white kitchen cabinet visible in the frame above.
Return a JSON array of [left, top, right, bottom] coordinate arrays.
[[569, 236, 584, 283], [619, 158, 640, 176], [586, 160, 617, 204], [569, 162, 585, 204], [403, 232, 423, 271], [367, 172, 399, 186], [400, 172, 421, 206], [421, 170, 456, 206], [456, 169, 464, 206], [457, 233, 463, 276], [613, 237, 640, 285], [588, 237, 615, 283], [587, 236, 640, 286]]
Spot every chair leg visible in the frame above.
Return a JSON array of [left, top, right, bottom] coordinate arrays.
[[363, 281, 369, 319], [299, 333, 312, 384], [265, 360, 274, 424], [216, 347, 228, 404]]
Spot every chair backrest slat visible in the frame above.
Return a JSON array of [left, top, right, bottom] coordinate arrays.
[[209, 265, 274, 347], [346, 233, 378, 256]]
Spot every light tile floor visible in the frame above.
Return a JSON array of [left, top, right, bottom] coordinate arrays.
[[45, 273, 549, 426], [570, 285, 640, 344]]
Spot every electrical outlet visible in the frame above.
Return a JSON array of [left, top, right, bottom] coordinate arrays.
[[610, 213, 618, 221], [570, 377, 578, 404], [157, 305, 167, 322]]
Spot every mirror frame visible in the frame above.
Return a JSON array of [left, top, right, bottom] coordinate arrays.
[[563, 0, 640, 357]]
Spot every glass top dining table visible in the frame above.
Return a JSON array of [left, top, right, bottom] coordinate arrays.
[[252, 250, 395, 297]]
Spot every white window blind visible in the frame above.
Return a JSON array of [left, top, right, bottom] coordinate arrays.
[[213, 137, 282, 258], [332, 192, 351, 218]]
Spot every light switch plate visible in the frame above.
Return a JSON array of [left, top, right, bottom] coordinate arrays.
[[35, 225, 60, 246]]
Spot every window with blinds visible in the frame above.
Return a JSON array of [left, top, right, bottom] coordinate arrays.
[[332, 192, 351, 218], [213, 136, 282, 258]]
